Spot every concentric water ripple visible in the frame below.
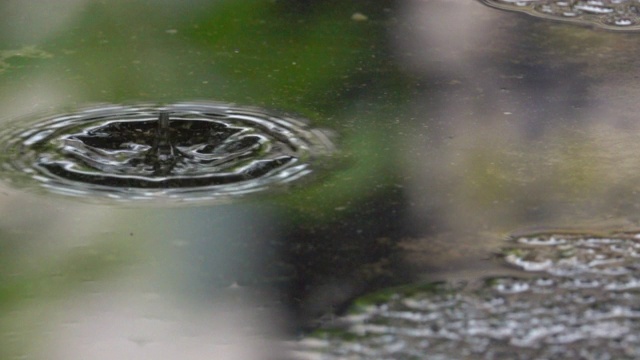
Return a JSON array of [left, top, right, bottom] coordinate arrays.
[[0, 102, 334, 202], [295, 230, 640, 359], [479, 0, 640, 30]]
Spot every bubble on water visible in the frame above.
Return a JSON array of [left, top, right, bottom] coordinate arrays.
[[294, 230, 640, 359], [0, 102, 334, 203], [479, 0, 640, 31]]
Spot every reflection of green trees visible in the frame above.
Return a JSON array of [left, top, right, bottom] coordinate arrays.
[[171, 0, 413, 220], [280, 121, 406, 224], [0, 1, 417, 354], [181, 0, 408, 114], [7, 0, 413, 220], [27, 0, 405, 117]]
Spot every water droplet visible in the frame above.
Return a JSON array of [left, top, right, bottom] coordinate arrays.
[[0, 102, 334, 203]]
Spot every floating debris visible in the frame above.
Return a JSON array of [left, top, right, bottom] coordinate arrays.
[[0, 102, 333, 202]]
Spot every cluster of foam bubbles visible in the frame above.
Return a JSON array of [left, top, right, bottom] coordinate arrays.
[[0, 102, 333, 202], [294, 231, 640, 359], [479, 0, 640, 30]]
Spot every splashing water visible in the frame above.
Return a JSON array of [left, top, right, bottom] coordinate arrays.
[[0, 102, 334, 202], [295, 230, 640, 359], [479, 0, 640, 30]]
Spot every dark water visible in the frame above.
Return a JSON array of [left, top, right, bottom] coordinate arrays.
[[2, 0, 640, 359]]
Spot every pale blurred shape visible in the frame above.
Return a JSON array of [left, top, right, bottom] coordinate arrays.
[[41, 286, 286, 360], [392, 0, 502, 74], [0, 0, 88, 44]]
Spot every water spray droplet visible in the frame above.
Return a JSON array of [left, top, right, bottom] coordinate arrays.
[[0, 102, 334, 203]]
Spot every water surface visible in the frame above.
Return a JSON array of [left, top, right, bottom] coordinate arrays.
[[2, 0, 640, 359]]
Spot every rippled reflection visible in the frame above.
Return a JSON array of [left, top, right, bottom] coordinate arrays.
[[296, 229, 640, 359], [0, 102, 334, 202], [479, 0, 640, 30]]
